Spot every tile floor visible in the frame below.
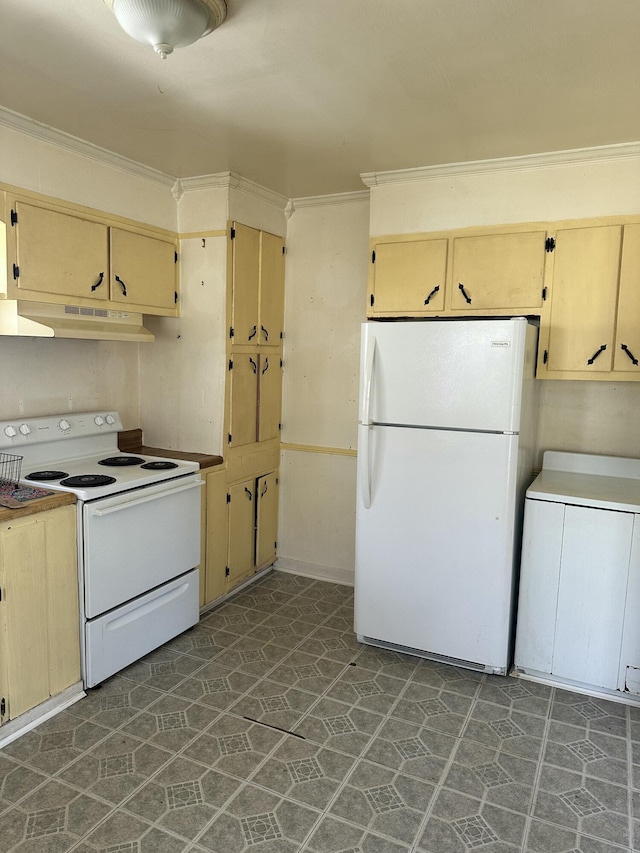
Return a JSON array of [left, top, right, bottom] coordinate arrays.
[[0, 571, 639, 852]]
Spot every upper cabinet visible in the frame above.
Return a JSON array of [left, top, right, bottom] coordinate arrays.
[[12, 200, 109, 301], [369, 236, 447, 315], [4, 187, 179, 316], [229, 222, 285, 347], [538, 221, 640, 380], [449, 230, 547, 313], [368, 226, 547, 318], [110, 227, 177, 312]]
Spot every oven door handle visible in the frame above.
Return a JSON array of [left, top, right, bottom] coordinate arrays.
[[89, 480, 203, 517]]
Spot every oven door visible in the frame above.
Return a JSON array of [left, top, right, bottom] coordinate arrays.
[[83, 475, 202, 618]]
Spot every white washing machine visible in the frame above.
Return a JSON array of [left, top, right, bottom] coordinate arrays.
[[514, 450, 640, 698]]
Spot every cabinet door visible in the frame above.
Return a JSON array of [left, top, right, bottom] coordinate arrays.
[[257, 354, 282, 442], [553, 504, 631, 689], [259, 230, 285, 347], [45, 505, 80, 696], [14, 200, 109, 301], [256, 472, 279, 569], [0, 515, 50, 719], [228, 354, 258, 448], [110, 227, 177, 312], [370, 238, 447, 315], [450, 230, 546, 312], [204, 467, 229, 605], [231, 222, 260, 345], [227, 480, 255, 586], [614, 223, 640, 374], [544, 225, 622, 373]]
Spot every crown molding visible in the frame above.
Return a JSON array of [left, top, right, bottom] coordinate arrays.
[[175, 171, 289, 210], [0, 106, 176, 189], [360, 141, 640, 188], [287, 190, 369, 218]]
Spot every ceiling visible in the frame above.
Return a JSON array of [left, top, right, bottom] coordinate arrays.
[[2, 0, 640, 198]]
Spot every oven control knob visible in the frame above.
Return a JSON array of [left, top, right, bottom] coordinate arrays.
[[94, 416, 105, 426], [4, 425, 16, 438], [105, 414, 116, 425], [58, 419, 70, 432], [18, 423, 31, 436]]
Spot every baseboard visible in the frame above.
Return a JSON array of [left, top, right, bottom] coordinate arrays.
[[274, 557, 354, 587], [0, 682, 85, 748]]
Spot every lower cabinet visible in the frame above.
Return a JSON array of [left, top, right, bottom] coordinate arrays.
[[199, 464, 279, 608], [0, 504, 80, 725], [227, 471, 279, 591]]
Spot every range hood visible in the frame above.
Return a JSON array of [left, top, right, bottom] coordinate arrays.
[[0, 300, 154, 342]]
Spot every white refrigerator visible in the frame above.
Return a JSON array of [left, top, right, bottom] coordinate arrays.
[[355, 318, 538, 675]]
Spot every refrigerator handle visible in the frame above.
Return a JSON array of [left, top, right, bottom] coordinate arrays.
[[358, 424, 372, 509], [361, 335, 376, 425]]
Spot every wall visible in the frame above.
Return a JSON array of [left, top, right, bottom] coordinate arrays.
[[367, 152, 640, 464], [0, 119, 177, 426], [277, 194, 369, 584]]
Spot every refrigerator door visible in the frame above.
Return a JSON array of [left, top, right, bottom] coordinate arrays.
[[359, 318, 533, 432], [355, 423, 519, 672]]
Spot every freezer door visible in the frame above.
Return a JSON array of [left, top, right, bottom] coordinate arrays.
[[359, 319, 535, 432], [355, 424, 520, 671]]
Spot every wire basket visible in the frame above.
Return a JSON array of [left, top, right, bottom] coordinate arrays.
[[0, 453, 23, 486]]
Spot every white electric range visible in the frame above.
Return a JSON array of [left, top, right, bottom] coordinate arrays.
[[0, 411, 203, 687]]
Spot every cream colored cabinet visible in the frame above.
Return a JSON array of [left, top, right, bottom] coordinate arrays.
[[0, 504, 80, 725], [256, 471, 279, 570], [225, 469, 279, 591], [11, 199, 109, 301], [227, 478, 257, 588], [368, 236, 448, 316], [448, 229, 547, 313], [537, 223, 640, 379], [199, 466, 229, 607], [228, 353, 282, 449], [229, 222, 285, 347], [613, 223, 640, 374], [6, 189, 179, 316], [110, 227, 177, 312]]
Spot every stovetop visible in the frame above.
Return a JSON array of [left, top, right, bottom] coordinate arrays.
[[0, 411, 199, 501]]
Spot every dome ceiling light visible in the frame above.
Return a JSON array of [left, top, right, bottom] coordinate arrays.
[[103, 0, 227, 59]]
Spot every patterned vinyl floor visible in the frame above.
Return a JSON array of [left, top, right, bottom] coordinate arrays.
[[0, 571, 638, 852]]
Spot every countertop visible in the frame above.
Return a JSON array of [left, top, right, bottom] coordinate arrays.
[[0, 491, 76, 524], [118, 429, 223, 470]]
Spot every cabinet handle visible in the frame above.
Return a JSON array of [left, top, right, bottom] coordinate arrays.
[[587, 344, 607, 365], [249, 357, 257, 374], [248, 325, 258, 341], [90, 272, 105, 292], [424, 285, 440, 305], [261, 325, 269, 342], [261, 357, 269, 375], [244, 487, 253, 500], [115, 275, 127, 297], [261, 481, 268, 497], [620, 343, 639, 365], [458, 283, 472, 304]]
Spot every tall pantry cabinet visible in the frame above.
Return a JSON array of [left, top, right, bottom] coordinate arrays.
[[205, 222, 285, 603]]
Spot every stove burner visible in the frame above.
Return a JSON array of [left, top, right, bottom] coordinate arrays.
[[140, 461, 179, 470], [60, 475, 117, 488], [99, 456, 145, 467], [25, 470, 69, 481]]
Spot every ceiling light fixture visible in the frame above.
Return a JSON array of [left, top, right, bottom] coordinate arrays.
[[103, 0, 227, 59]]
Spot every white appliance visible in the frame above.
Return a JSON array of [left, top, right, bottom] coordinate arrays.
[[515, 451, 640, 697], [355, 318, 538, 674], [0, 412, 202, 688]]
